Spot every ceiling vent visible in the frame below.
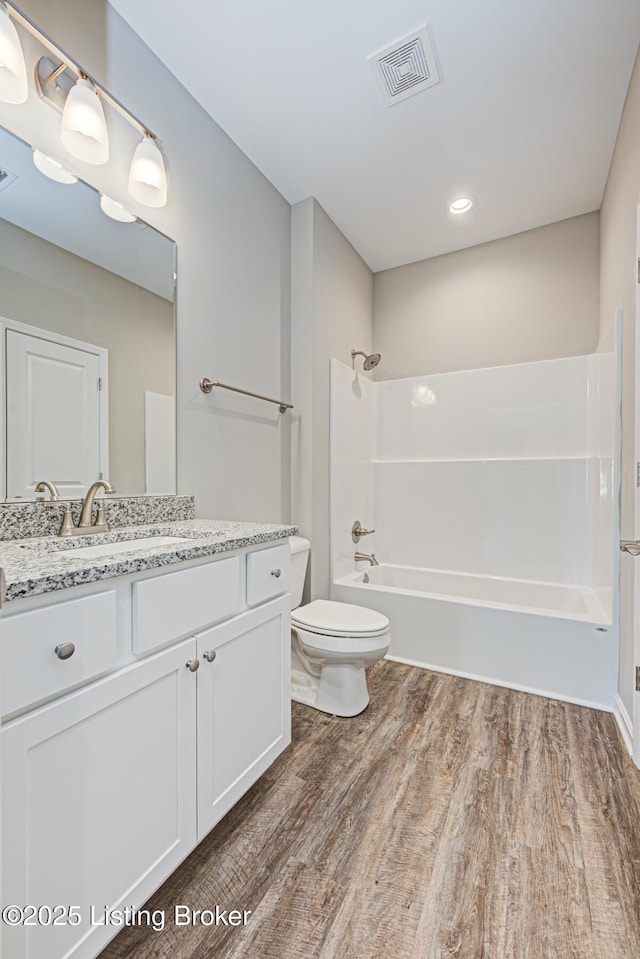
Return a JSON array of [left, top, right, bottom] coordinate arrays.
[[368, 26, 440, 107], [0, 167, 18, 193]]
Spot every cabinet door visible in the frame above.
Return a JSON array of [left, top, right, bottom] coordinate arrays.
[[2, 638, 198, 959], [196, 596, 291, 839]]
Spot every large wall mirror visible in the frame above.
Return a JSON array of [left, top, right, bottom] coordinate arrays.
[[0, 124, 176, 501]]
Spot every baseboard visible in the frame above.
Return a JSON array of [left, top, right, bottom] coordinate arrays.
[[613, 694, 634, 756], [385, 653, 614, 714]]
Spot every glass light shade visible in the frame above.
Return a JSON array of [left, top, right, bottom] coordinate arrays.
[[60, 77, 109, 165], [99, 194, 136, 223], [128, 136, 167, 208], [32, 149, 78, 184], [0, 4, 27, 104]]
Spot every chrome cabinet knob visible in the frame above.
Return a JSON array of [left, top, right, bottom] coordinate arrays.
[[55, 642, 75, 660], [186, 658, 200, 672], [271, 568, 282, 578], [203, 649, 216, 663]]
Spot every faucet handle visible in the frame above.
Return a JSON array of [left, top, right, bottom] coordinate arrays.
[[352, 520, 376, 543], [59, 503, 76, 537], [94, 503, 110, 531]]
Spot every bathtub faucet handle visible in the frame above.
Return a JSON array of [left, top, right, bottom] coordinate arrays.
[[352, 520, 376, 543]]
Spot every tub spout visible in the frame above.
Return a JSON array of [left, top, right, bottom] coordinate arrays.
[[355, 551, 379, 567]]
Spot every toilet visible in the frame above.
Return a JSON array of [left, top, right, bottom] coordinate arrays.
[[289, 536, 390, 716]]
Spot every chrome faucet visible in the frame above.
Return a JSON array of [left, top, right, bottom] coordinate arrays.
[[78, 481, 116, 529], [354, 551, 379, 567], [59, 480, 117, 537], [35, 480, 60, 501]]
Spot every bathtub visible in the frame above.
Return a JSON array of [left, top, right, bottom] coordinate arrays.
[[331, 565, 616, 710]]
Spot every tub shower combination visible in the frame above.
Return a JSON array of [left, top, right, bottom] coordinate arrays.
[[330, 352, 619, 710]]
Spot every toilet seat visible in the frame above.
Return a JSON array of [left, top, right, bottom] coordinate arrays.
[[293, 625, 390, 657], [291, 599, 389, 638]]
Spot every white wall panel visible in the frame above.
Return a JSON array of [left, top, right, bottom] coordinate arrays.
[[373, 459, 591, 584], [376, 355, 591, 462], [330, 360, 375, 582]]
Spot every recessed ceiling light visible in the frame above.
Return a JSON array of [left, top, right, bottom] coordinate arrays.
[[32, 149, 78, 184], [448, 196, 476, 215], [99, 194, 136, 223]]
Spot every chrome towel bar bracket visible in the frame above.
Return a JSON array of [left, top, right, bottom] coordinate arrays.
[[620, 540, 640, 555], [200, 377, 293, 414]]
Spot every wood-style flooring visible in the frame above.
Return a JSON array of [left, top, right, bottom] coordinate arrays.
[[99, 662, 640, 959]]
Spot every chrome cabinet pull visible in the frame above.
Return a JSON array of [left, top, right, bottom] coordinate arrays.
[[186, 658, 200, 672], [55, 642, 75, 660], [203, 649, 216, 663], [271, 568, 282, 578]]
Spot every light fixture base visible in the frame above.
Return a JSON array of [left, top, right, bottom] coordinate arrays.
[[35, 56, 75, 113]]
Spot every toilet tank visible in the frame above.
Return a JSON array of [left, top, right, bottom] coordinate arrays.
[[289, 536, 311, 609]]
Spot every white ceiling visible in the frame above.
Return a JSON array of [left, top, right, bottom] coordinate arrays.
[[109, 0, 640, 272]]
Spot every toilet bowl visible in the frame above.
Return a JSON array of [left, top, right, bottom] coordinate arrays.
[[289, 538, 390, 717]]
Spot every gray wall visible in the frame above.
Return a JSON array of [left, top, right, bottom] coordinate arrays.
[[0, 219, 174, 494], [373, 213, 600, 378], [5, 0, 291, 523], [291, 199, 373, 598], [599, 46, 640, 725]]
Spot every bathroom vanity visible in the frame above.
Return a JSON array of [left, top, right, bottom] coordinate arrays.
[[0, 517, 296, 959]]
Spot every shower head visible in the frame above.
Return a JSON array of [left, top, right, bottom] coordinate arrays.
[[351, 349, 381, 371]]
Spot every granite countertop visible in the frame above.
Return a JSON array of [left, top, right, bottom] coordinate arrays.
[[0, 519, 298, 603]]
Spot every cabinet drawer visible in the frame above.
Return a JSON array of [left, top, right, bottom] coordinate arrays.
[[133, 557, 242, 655], [246, 543, 290, 607], [1, 591, 117, 718]]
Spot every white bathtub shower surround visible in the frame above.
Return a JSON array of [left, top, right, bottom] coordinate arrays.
[[373, 353, 616, 600], [332, 568, 615, 709], [330, 360, 376, 581], [329, 349, 620, 709]]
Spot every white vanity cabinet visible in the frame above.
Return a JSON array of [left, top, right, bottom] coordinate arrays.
[[1, 542, 292, 959], [2, 638, 198, 959], [196, 596, 290, 837]]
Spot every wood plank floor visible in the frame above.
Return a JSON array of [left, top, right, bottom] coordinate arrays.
[[99, 662, 640, 959]]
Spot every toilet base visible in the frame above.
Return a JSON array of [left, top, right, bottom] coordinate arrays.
[[291, 661, 370, 717]]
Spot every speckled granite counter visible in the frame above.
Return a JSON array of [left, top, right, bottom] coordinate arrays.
[[0, 519, 298, 602]]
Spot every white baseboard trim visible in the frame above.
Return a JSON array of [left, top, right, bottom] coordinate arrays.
[[385, 653, 614, 714], [613, 694, 634, 756]]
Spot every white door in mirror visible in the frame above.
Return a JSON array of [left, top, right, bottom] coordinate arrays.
[[5, 328, 107, 499]]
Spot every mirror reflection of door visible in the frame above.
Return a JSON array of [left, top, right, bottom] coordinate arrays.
[[4, 324, 108, 500]]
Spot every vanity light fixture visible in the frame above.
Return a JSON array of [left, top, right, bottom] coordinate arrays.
[[448, 196, 476, 215], [0, 0, 27, 103], [32, 148, 78, 184], [1, 1, 169, 206], [128, 134, 167, 208], [60, 76, 109, 165], [99, 194, 136, 223]]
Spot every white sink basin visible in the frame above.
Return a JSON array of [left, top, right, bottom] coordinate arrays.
[[63, 536, 193, 560]]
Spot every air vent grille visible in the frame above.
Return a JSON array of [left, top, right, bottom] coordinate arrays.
[[0, 168, 18, 193], [368, 26, 440, 107]]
